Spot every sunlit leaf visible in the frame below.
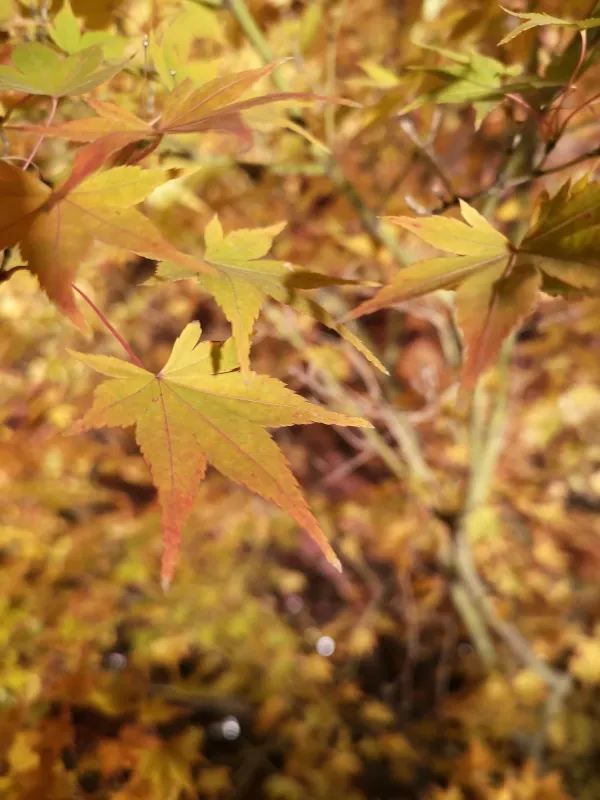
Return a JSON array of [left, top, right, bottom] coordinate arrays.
[[149, 2, 224, 89], [346, 253, 506, 319], [499, 8, 600, 46], [0, 42, 125, 96], [388, 206, 508, 255], [11, 62, 326, 165], [72, 322, 371, 586], [0, 162, 207, 323], [150, 216, 387, 375], [346, 201, 533, 385], [49, 0, 81, 53], [49, 0, 127, 59]]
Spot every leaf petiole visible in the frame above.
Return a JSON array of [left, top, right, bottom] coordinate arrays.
[[72, 283, 145, 368], [22, 96, 59, 171]]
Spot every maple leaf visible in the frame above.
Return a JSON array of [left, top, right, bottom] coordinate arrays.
[[0, 41, 125, 97], [346, 201, 542, 387], [499, 8, 600, 45], [149, 216, 387, 375], [48, 0, 126, 58], [0, 161, 208, 324], [11, 62, 326, 165], [455, 263, 541, 386], [72, 322, 371, 587], [359, 46, 557, 130], [147, 1, 224, 89], [517, 176, 600, 294]]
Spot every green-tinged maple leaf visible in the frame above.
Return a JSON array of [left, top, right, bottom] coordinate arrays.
[[48, 0, 126, 59], [72, 321, 371, 587], [11, 62, 325, 164], [346, 200, 509, 320], [517, 177, 600, 293], [149, 216, 387, 375], [347, 201, 542, 387], [394, 200, 509, 255], [362, 46, 556, 128], [499, 8, 600, 45], [345, 253, 506, 317], [0, 42, 125, 96], [148, 1, 224, 89], [0, 161, 208, 323]]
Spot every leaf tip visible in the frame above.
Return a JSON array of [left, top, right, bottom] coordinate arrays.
[[160, 551, 177, 592], [354, 417, 375, 429]]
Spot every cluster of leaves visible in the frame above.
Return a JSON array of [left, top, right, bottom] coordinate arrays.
[[348, 180, 600, 387], [1, 0, 600, 798], [0, 2, 381, 586], [2, 0, 599, 585]]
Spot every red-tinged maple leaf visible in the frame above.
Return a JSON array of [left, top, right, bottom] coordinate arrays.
[[71, 322, 372, 588], [455, 263, 541, 388], [10, 62, 329, 167], [0, 161, 210, 324]]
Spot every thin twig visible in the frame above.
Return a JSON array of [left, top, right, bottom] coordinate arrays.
[[554, 88, 600, 137], [546, 29, 588, 140], [432, 141, 600, 215], [398, 117, 456, 200]]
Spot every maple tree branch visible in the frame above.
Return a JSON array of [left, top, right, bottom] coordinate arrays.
[[443, 69, 580, 695], [227, 0, 572, 707], [433, 17, 600, 218], [23, 95, 58, 171], [72, 284, 145, 369], [450, 338, 573, 699]]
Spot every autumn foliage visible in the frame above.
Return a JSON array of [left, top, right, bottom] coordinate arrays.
[[1, 0, 600, 798]]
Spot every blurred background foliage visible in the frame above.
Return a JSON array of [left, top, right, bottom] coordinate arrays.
[[1, 0, 600, 798]]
